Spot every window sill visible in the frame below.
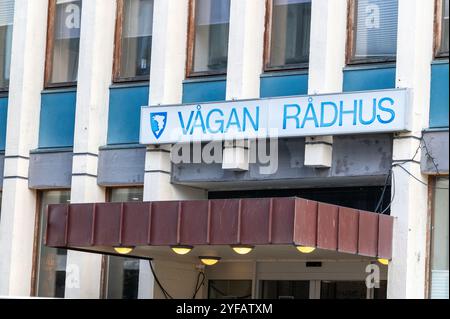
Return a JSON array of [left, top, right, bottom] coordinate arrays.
[[431, 57, 449, 65], [100, 143, 145, 151], [343, 62, 397, 71], [261, 69, 309, 78], [110, 81, 149, 89], [41, 87, 77, 94], [30, 147, 74, 154], [183, 75, 227, 84], [44, 82, 77, 89], [423, 127, 449, 133]]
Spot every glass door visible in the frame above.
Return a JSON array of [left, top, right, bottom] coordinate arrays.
[[258, 280, 387, 299], [260, 280, 310, 299]]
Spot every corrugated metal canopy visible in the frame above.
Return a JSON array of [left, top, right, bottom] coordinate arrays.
[[45, 197, 393, 259]]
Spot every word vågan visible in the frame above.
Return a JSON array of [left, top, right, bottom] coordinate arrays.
[[176, 97, 396, 135]]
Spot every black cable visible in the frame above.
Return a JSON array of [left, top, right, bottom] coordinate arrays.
[[396, 137, 443, 179], [396, 142, 422, 167], [380, 159, 448, 216], [375, 136, 447, 215], [380, 169, 395, 215], [192, 271, 206, 299], [149, 262, 208, 299], [373, 138, 422, 215], [421, 137, 441, 175], [411, 142, 421, 161], [148, 260, 173, 299], [149, 261, 170, 299], [374, 169, 391, 213], [392, 139, 422, 167], [393, 163, 449, 190]]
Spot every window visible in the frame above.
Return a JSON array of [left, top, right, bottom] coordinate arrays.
[[0, 0, 14, 91], [187, 0, 231, 77], [113, 0, 154, 82], [347, 0, 398, 64], [208, 280, 252, 299], [261, 280, 309, 299], [264, 0, 312, 71], [35, 191, 71, 298], [436, 0, 449, 57], [430, 177, 449, 299], [259, 280, 386, 299], [106, 188, 143, 299], [45, 0, 82, 87], [372, 280, 387, 299], [320, 281, 368, 299]]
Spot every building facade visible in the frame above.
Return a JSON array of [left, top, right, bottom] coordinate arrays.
[[0, 0, 448, 299]]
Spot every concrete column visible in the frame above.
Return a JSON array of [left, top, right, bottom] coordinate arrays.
[[139, 0, 206, 299], [65, 0, 116, 299], [222, 0, 265, 171], [387, 0, 434, 299], [0, 0, 48, 297], [144, 0, 205, 202], [304, 0, 347, 168]]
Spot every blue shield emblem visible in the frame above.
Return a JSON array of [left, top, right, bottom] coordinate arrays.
[[150, 112, 168, 139]]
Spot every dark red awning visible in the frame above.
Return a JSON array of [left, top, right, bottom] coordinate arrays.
[[45, 197, 393, 259]]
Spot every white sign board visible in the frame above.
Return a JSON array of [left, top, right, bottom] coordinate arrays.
[[140, 89, 411, 145]]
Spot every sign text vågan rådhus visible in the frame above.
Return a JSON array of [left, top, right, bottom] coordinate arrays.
[[140, 89, 410, 145]]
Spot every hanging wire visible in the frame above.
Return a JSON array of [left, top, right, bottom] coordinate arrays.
[[192, 271, 206, 299], [380, 169, 395, 215], [421, 137, 441, 175], [393, 163, 449, 190], [373, 136, 448, 215], [374, 169, 392, 214], [148, 260, 209, 299], [149, 260, 173, 299]]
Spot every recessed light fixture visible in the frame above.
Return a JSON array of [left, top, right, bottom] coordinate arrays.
[[114, 246, 135, 255], [171, 245, 194, 255], [199, 256, 221, 266], [231, 245, 254, 255], [295, 246, 316, 254]]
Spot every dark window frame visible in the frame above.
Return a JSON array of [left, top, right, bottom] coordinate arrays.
[[185, 0, 230, 78], [346, 0, 398, 65], [435, 0, 449, 58], [31, 189, 73, 297], [112, 0, 152, 84], [425, 176, 435, 299], [263, 0, 310, 72], [30, 190, 43, 297], [44, 0, 80, 89], [0, 86, 8, 95], [31, 189, 109, 298]]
